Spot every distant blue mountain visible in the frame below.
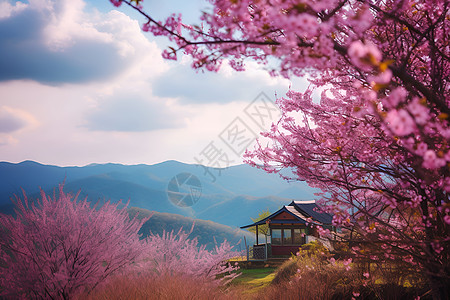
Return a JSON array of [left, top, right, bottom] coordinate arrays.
[[0, 160, 317, 228]]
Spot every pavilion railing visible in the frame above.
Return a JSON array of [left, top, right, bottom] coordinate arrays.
[[247, 243, 271, 261]]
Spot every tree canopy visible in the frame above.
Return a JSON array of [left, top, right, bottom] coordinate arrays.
[[247, 208, 271, 236]]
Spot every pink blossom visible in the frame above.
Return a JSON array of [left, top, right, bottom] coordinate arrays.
[[142, 22, 150, 32], [403, 255, 414, 263], [0, 186, 148, 298], [431, 241, 444, 254], [290, 14, 318, 38], [444, 177, 450, 193], [369, 69, 392, 86], [444, 215, 450, 225], [385, 109, 415, 136], [143, 226, 239, 283], [162, 49, 177, 60], [422, 150, 446, 169], [343, 258, 352, 271], [352, 4, 374, 34], [416, 143, 428, 156], [408, 98, 429, 125], [110, 0, 122, 7], [383, 87, 407, 108], [348, 41, 382, 71]]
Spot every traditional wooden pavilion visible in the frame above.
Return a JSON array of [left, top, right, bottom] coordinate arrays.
[[240, 200, 334, 258]]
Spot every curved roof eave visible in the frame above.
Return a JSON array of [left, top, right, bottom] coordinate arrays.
[[240, 205, 320, 229]]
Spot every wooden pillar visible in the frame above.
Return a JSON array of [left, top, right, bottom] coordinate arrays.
[[265, 234, 268, 260], [256, 224, 259, 245]]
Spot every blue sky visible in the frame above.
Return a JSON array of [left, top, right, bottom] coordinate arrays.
[[0, 0, 307, 166]]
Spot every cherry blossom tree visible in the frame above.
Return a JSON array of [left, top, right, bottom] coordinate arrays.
[[0, 185, 148, 299], [0, 186, 240, 298], [142, 224, 240, 284], [110, 0, 449, 298]]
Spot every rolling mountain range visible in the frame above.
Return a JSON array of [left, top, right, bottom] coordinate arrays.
[[128, 207, 253, 251], [0, 160, 318, 247]]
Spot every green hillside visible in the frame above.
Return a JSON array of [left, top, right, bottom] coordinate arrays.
[[128, 207, 254, 251]]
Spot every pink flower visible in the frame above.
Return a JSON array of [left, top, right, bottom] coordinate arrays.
[[385, 109, 415, 136], [416, 143, 428, 156], [110, 0, 122, 7], [384, 87, 407, 108], [422, 150, 446, 169], [444, 215, 450, 225], [408, 98, 429, 125], [343, 258, 352, 271], [292, 14, 318, 37], [369, 69, 392, 86], [348, 41, 382, 71], [142, 23, 150, 32], [431, 242, 444, 254], [444, 177, 450, 193], [363, 272, 370, 278], [348, 41, 367, 60], [162, 49, 177, 60]]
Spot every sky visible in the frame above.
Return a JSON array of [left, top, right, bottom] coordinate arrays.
[[0, 0, 308, 167]]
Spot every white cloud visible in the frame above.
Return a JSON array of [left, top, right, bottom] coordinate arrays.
[[0, 0, 166, 84], [42, 0, 90, 50], [0, 105, 38, 147], [0, 1, 27, 19], [0, 0, 309, 166], [84, 93, 185, 132], [152, 57, 297, 104], [0, 106, 37, 133]]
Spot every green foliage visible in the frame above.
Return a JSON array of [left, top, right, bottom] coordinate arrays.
[[296, 240, 331, 260], [270, 256, 358, 298], [246, 209, 271, 236], [266, 241, 428, 300], [272, 241, 331, 285]]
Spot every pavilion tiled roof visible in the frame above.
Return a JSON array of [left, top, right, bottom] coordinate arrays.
[[291, 201, 333, 224], [240, 200, 333, 229]]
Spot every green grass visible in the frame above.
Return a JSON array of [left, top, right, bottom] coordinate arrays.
[[231, 268, 277, 296]]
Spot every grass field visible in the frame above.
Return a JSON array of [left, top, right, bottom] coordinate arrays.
[[230, 267, 277, 297]]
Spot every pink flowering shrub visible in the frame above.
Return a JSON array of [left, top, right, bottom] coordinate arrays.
[[268, 241, 425, 300], [270, 245, 359, 299], [142, 225, 240, 284], [0, 185, 148, 299], [81, 228, 241, 299], [0, 186, 240, 298]]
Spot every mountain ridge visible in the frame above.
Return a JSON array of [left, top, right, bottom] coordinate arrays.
[[0, 160, 317, 228], [128, 207, 253, 251]]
